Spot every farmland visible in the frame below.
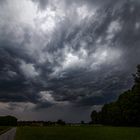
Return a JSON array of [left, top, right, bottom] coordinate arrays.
[[15, 126, 140, 140]]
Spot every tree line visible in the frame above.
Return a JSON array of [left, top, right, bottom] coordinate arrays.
[[18, 119, 66, 126], [0, 115, 17, 126], [91, 65, 140, 126]]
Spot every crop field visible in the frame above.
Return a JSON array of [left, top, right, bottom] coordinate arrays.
[[15, 126, 140, 140]]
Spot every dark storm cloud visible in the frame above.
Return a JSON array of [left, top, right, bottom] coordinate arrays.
[[0, 27, 42, 103], [32, 0, 49, 10], [31, 0, 120, 11], [46, 66, 133, 106], [39, 0, 140, 107], [0, 0, 140, 120], [0, 0, 6, 4]]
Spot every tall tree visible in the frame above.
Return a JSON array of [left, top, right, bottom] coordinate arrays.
[[91, 65, 140, 126]]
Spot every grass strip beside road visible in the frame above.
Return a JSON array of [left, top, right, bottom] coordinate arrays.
[[0, 127, 11, 135]]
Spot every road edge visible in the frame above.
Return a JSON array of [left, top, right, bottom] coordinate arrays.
[[0, 127, 12, 135]]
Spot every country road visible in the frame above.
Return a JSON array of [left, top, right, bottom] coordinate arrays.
[[0, 128, 16, 140]]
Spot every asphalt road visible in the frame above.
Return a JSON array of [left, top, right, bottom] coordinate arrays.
[[0, 128, 16, 140]]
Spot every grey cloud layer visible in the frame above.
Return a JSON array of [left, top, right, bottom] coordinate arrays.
[[0, 0, 140, 120]]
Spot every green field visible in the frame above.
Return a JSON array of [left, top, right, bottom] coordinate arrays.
[[15, 126, 140, 140]]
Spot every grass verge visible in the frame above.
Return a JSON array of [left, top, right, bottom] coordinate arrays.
[[0, 126, 11, 135]]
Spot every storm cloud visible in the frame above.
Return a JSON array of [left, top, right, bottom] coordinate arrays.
[[0, 0, 140, 122]]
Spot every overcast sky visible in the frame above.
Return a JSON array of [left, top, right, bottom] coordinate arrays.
[[0, 0, 140, 122]]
